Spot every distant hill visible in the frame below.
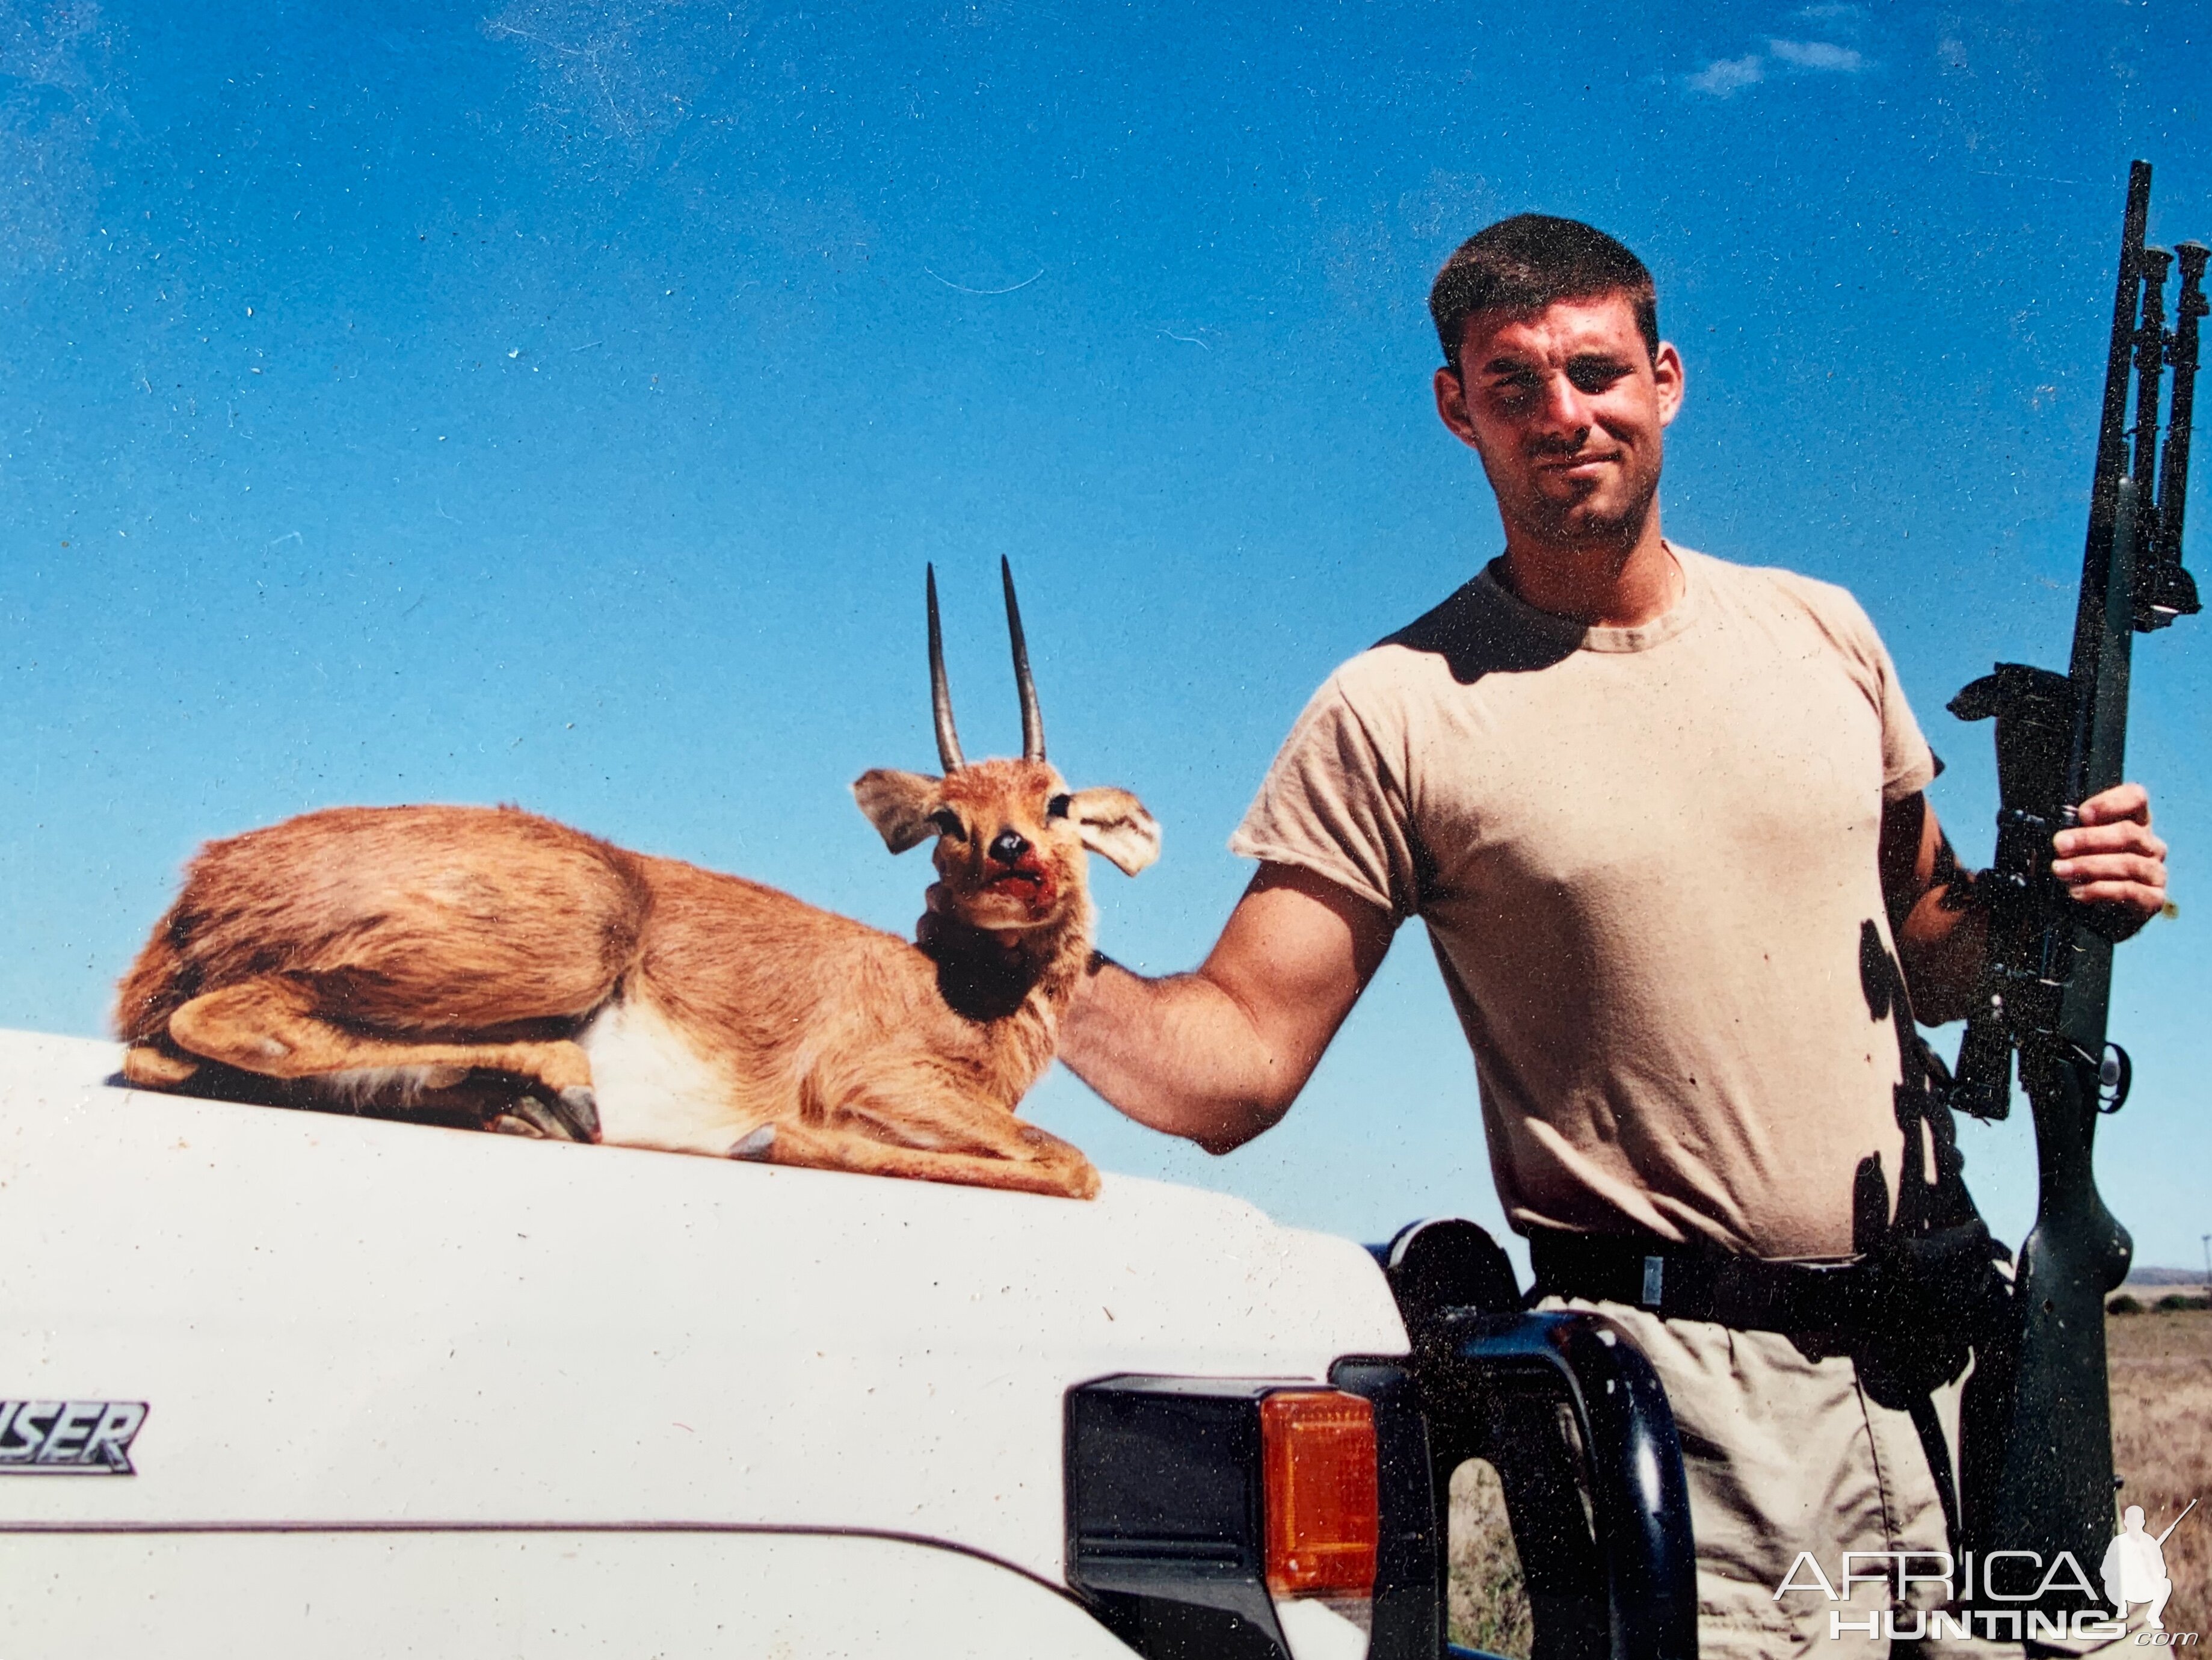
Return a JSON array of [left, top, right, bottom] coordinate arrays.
[[2122, 1267, 2210, 1287]]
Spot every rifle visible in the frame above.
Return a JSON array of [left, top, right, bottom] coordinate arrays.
[[1942, 160, 2203, 1597]]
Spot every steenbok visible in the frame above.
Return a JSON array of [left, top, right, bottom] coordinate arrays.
[[115, 563, 1156, 1199]]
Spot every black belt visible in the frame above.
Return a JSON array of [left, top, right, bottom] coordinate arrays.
[[1529, 1230, 1873, 1336]]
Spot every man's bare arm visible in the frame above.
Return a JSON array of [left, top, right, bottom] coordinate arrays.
[[1879, 791, 1983, 1025], [1879, 783, 2169, 1026], [1058, 862, 1396, 1153]]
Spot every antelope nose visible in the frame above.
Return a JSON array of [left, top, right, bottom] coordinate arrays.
[[988, 829, 1029, 865]]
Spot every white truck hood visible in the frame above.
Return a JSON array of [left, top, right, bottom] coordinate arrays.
[[0, 1029, 1406, 1587]]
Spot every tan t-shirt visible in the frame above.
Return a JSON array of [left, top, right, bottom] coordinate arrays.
[[1231, 547, 1938, 1260]]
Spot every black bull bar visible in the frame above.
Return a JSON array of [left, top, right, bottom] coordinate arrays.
[[1378, 1217, 1699, 1660], [1065, 1217, 1698, 1660]]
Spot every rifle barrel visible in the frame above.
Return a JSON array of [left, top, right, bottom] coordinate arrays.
[[2068, 161, 2153, 696], [2155, 1498, 2199, 1547]]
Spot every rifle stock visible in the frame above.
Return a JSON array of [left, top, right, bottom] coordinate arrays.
[[1947, 161, 2201, 1603]]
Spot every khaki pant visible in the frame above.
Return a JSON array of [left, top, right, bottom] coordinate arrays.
[[1544, 1297, 2026, 1659]]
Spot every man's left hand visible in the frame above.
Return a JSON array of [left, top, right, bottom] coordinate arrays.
[[2052, 782, 2170, 939]]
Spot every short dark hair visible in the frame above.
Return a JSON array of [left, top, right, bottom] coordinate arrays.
[[1428, 214, 1659, 374]]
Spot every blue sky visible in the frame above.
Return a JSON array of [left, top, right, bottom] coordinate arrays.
[[3, 0, 2207, 1276]]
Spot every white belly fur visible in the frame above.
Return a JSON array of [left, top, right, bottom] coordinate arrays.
[[578, 997, 755, 1157]]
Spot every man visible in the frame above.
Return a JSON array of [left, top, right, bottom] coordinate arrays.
[[1050, 217, 2172, 1654], [2101, 1506, 2176, 1632]]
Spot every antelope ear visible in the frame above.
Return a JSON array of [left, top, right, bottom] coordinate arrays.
[[1066, 788, 1160, 876], [853, 770, 944, 854]]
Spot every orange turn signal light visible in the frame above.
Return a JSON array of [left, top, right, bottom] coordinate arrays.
[[1260, 1389, 1379, 1598]]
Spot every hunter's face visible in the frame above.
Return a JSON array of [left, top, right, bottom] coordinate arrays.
[[1435, 293, 1684, 552]]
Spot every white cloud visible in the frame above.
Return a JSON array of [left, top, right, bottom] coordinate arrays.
[[1687, 54, 1766, 96], [0, 0, 119, 276], [483, 0, 753, 172], [1768, 38, 1867, 72], [1795, 3, 1866, 23]]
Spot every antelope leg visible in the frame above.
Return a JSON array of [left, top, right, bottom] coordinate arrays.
[[740, 1100, 1099, 1200], [165, 976, 600, 1141]]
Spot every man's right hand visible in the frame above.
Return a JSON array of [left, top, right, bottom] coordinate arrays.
[[1049, 862, 1396, 1153]]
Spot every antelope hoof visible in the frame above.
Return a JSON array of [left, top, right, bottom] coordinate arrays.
[[122, 1044, 202, 1089], [728, 1125, 777, 1161], [501, 1096, 572, 1140], [553, 1085, 601, 1143]]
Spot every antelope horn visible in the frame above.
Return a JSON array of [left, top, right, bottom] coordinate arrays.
[[1002, 557, 1045, 762], [926, 564, 965, 772]]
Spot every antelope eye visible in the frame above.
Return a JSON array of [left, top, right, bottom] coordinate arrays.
[[1046, 793, 1072, 820], [928, 807, 965, 839]]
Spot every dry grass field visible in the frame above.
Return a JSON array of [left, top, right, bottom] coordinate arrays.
[[1446, 1308, 2212, 1656], [1447, 1458, 1530, 1656], [2108, 1306, 2211, 1633]]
